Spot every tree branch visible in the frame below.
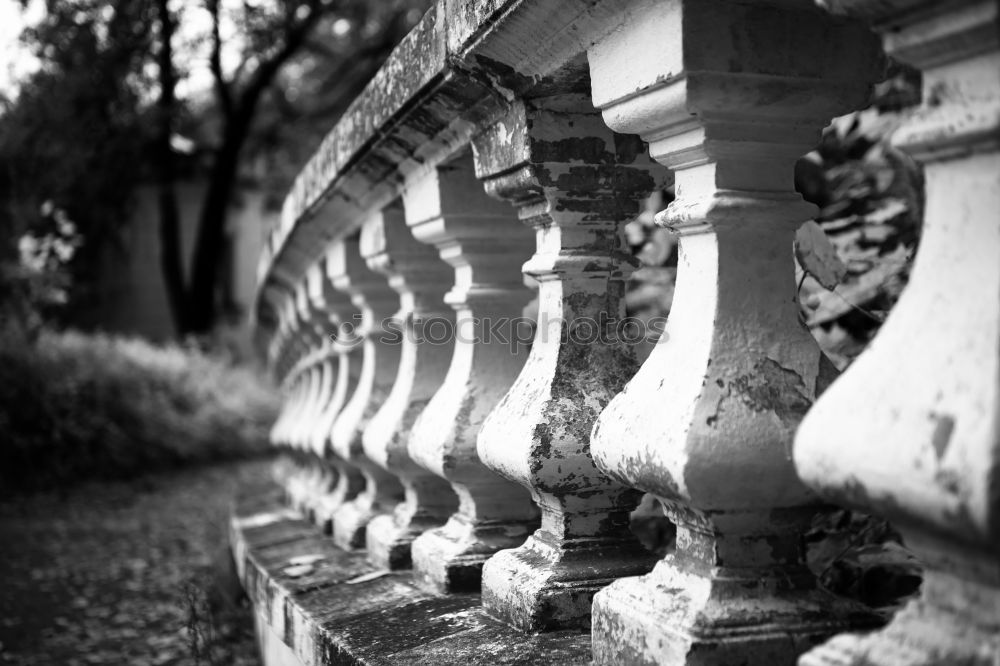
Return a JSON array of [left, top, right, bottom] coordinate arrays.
[[236, 0, 327, 117], [207, 0, 233, 119]]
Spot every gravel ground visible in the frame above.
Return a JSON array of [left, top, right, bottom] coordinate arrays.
[[0, 459, 272, 666]]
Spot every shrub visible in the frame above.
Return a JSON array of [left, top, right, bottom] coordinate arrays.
[[0, 326, 279, 496]]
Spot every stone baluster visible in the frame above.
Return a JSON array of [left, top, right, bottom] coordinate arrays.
[[284, 284, 313, 451], [328, 215, 406, 550], [272, 297, 307, 447], [583, 1, 884, 663], [285, 282, 330, 511], [277, 374, 307, 448], [268, 296, 295, 445], [795, 1, 1000, 664], [290, 282, 327, 452], [306, 255, 356, 460], [472, 94, 668, 631], [403, 160, 538, 593], [303, 261, 338, 459], [362, 202, 459, 570], [277, 300, 305, 383], [286, 287, 313, 452], [267, 302, 293, 446]]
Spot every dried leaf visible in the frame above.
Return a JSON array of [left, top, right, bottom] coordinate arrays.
[[795, 220, 847, 290], [345, 570, 392, 585], [280, 563, 315, 578]]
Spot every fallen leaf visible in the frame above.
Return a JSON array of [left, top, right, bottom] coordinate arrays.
[[796, 220, 847, 290], [280, 563, 315, 578]]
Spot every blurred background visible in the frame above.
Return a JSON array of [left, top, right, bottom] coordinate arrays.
[[0, 2, 427, 663]]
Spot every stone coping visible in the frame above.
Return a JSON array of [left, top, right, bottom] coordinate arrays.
[[254, 0, 628, 332], [231, 486, 592, 665]]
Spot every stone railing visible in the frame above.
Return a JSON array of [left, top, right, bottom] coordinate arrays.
[[236, 0, 998, 664]]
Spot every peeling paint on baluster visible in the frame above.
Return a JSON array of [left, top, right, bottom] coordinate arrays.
[[797, 1, 1000, 664], [585, 1, 885, 663], [473, 93, 670, 631]]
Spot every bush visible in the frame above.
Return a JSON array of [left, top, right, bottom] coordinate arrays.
[[0, 327, 279, 496]]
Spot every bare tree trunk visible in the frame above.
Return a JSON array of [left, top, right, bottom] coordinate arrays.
[[155, 0, 188, 334], [182, 0, 326, 334], [186, 112, 252, 333]]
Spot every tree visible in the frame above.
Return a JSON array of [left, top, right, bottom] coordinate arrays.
[[1, 0, 428, 335], [0, 0, 154, 327]]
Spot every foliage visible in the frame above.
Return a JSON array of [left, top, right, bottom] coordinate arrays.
[[0, 200, 84, 334], [806, 509, 923, 616], [0, 1, 152, 324], [795, 109, 924, 368], [0, 326, 279, 496], [0, 0, 429, 334]]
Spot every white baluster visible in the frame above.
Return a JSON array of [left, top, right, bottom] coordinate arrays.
[[473, 94, 669, 630], [585, 0, 884, 662], [797, 0, 1000, 664]]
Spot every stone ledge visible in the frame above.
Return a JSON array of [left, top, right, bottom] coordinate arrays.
[[231, 486, 592, 665]]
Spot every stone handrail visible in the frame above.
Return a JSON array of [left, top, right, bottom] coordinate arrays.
[[244, 0, 999, 664]]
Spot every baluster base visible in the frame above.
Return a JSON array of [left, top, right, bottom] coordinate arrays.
[[288, 462, 326, 522], [591, 556, 881, 666], [330, 496, 382, 550], [481, 530, 655, 631], [330, 466, 403, 551], [313, 462, 365, 535], [412, 514, 539, 593], [365, 478, 457, 570], [305, 467, 336, 532], [365, 514, 423, 570], [799, 557, 1000, 666]]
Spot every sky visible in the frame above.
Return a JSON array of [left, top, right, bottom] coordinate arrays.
[[0, 0, 230, 101], [0, 1, 356, 104], [0, 0, 42, 98]]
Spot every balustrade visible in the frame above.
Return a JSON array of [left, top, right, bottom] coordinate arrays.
[[238, 0, 995, 663]]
